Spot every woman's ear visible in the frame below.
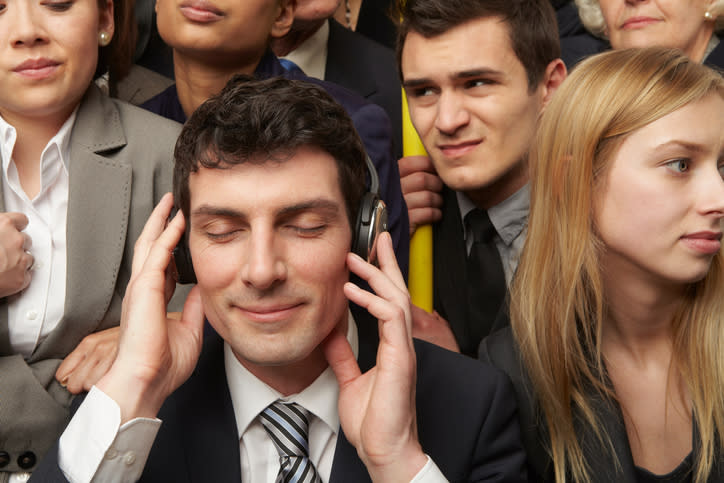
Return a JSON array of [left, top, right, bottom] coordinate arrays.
[[98, 0, 115, 44], [270, 0, 295, 40]]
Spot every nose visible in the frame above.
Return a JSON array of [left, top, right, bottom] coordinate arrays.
[[10, 2, 48, 47], [434, 90, 470, 136], [697, 166, 724, 220], [240, 229, 287, 291]]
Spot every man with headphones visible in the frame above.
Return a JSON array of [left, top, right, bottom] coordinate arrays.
[[31, 77, 526, 483]]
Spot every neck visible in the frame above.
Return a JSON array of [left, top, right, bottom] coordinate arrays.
[[2, 109, 71, 199], [172, 49, 262, 118], [271, 20, 325, 57], [600, 253, 685, 365], [686, 28, 716, 63], [236, 316, 349, 396], [465, 158, 528, 210]]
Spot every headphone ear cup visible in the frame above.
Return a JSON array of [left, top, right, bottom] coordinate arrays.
[[353, 192, 388, 262], [173, 229, 197, 284]]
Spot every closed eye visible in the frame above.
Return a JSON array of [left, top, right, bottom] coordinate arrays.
[[43, 1, 74, 11]]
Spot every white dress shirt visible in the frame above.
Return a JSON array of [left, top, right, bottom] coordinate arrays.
[[57, 312, 446, 482], [0, 111, 75, 358], [280, 19, 330, 80]]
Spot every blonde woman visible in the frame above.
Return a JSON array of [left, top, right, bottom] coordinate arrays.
[[480, 47, 724, 482]]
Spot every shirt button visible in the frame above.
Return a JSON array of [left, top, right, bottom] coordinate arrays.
[[26, 310, 38, 320], [32, 259, 43, 270], [123, 452, 136, 466]]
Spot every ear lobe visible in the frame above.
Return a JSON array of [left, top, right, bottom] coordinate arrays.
[[270, 0, 295, 39], [540, 59, 567, 110], [99, 0, 115, 40]]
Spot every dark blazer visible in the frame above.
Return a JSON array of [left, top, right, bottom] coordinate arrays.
[[479, 327, 724, 482], [32, 311, 528, 482], [325, 19, 402, 160], [432, 187, 472, 355], [0, 85, 182, 475], [705, 41, 724, 72]]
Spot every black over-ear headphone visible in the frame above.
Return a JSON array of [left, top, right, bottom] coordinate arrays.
[[173, 155, 388, 284]]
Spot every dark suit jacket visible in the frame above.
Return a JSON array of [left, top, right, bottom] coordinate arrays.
[[32, 311, 527, 482], [705, 41, 724, 72], [326, 19, 402, 160], [432, 188, 511, 357], [480, 327, 724, 482], [140, 50, 409, 279], [0, 85, 182, 475]]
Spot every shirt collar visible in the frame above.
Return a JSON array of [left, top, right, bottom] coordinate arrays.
[[225, 310, 359, 439], [456, 184, 530, 246], [281, 19, 330, 80]]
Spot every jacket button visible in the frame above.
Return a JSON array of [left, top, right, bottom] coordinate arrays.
[[17, 451, 36, 469], [0, 451, 9, 468]]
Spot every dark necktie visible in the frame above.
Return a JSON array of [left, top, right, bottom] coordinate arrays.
[[260, 400, 323, 483], [464, 209, 506, 354]]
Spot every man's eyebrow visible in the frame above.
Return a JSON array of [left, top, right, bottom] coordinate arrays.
[[192, 206, 245, 219], [276, 199, 341, 218], [402, 68, 503, 88]]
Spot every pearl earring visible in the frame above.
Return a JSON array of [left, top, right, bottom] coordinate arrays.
[[98, 31, 111, 47], [704, 11, 714, 21]]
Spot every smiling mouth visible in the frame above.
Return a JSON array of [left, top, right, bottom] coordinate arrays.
[[179, 1, 224, 22], [237, 303, 303, 323], [621, 17, 660, 30], [13, 59, 61, 79], [437, 140, 481, 158]]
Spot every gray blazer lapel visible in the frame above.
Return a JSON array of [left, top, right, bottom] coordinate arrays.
[[33, 86, 131, 360]]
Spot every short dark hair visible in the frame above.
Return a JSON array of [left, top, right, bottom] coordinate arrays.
[[395, 0, 561, 90], [173, 75, 367, 231]]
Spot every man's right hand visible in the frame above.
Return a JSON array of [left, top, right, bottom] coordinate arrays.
[[0, 212, 33, 297], [398, 155, 444, 236], [96, 193, 205, 424]]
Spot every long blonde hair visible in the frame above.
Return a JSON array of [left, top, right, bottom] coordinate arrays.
[[512, 47, 724, 482]]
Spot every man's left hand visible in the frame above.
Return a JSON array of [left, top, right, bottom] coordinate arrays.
[[323, 232, 428, 482]]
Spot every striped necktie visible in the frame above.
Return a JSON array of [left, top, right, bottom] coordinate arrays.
[[260, 400, 323, 483]]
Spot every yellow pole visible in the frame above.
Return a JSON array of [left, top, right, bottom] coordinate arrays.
[[402, 89, 433, 312]]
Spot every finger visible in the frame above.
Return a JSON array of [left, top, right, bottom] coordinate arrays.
[[403, 190, 443, 211], [21, 232, 32, 251], [179, 285, 205, 335], [56, 346, 86, 382], [408, 208, 442, 230], [4, 212, 29, 231], [400, 171, 444, 197], [374, 232, 408, 292], [131, 193, 176, 276], [345, 282, 412, 351], [397, 155, 435, 178], [322, 326, 362, 388], [139, 208, 185, 276], [347, 246, 408, 308]]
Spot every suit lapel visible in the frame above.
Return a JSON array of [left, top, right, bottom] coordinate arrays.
[[432, 187, 469, 349], [329, 310, 379, 483], [325, 20, 378, 100], [174, 327, 242, 483], [33, 86, 132, 360]]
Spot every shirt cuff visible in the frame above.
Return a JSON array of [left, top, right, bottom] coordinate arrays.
[[410, 455, 448, 483], [59, 385, 161, 483]]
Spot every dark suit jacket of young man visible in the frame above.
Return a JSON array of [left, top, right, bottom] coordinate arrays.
[[325, 19, 403, 160], [31, 310, 528, 482]]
